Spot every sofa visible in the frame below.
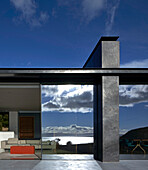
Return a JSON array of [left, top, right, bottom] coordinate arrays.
[[1, 138, 41, 150], [1, 138, 56, 151]]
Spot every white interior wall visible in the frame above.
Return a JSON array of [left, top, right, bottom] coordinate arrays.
[[0, 131, 14, 149]]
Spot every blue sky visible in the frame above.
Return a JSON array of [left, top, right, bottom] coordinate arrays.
[[0, 0, 148, 67], [0, 1, 148, 136]]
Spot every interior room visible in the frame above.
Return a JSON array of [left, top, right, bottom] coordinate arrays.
[[0, 84, 41, 160]]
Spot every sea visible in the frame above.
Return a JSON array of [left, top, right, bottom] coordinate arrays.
[[42, 136, 93, 145]]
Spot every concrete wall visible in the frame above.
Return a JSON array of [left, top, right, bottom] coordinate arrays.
[[102, 76, 119, 162], [102, 41, 120, 68], [83, 38, 120, 69], [9, 111, 18, 138], [94, 77, 119, 162], [85, 37, 120, 162]]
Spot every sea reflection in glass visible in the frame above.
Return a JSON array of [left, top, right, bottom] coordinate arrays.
[[41, 85, 94, 157]]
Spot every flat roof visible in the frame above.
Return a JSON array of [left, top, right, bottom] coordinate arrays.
[[0, 68, 147, 85]]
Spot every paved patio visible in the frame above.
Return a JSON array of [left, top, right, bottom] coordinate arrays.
[[0, 152, 39, 160], [42, 154, 93, 160], [0, 160, 148, 170], [0, 154, 148, 169]]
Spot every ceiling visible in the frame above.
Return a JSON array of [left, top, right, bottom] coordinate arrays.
[[0, 84, 40, 111]]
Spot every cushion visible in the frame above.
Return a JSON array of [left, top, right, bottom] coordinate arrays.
[[10, 146, 35, 154], [26, 140, 40, 144], [7, 138, 18, 144], [18, 140, 26, 144]]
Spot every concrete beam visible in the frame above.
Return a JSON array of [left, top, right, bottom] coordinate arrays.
[[0, 68, 147, 84]]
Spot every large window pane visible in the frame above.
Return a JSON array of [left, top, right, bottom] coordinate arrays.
[[41, 85, 94, 159], [119, 85, 148, 160]]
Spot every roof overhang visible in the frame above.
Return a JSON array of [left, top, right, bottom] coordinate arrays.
[[0, 68, 147, 85]]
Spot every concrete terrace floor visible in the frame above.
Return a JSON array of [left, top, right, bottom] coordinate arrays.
[[0, 160, 148, 170], [0, 152, 40, 160], [0, 154, 148, 169]]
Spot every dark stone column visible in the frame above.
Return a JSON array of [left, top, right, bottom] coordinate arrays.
[[93, 38, 120, 162], [102, 76, 119, 162], [84, 37, 120, 162], [94, 76, 119, 162]]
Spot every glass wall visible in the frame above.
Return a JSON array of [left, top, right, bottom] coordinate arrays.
[[119, 85, 148, 160], [41, 85, 93, 159]]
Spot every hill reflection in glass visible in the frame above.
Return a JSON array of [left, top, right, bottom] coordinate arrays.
[[41, 85, 94, 156]]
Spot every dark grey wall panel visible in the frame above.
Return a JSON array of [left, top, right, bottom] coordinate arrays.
[[84, 44, 102, 68], [94, 84, 102, 160]]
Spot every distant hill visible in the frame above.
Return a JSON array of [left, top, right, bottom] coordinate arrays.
[[120, 127, 148, 139], [42, 133, 93, 137]]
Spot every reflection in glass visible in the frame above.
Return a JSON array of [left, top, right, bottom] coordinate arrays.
[[119, 85, 148, 159], [41, 85, 94, 158]]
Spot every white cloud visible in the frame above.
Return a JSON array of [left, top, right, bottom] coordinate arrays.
[[42, 84, 148, 111], [10, 0, 49, 27], [81, 0, 105, 23], [42, 85, 58, 97], [120, 60, 148, 107], [121, 59, 148, 68], [57, 0, 120, 31], [39, 12, 49, 23], [42, 124, 93, 135], [42, 85, 93, 113], [105, 0, 120, 34], [119, 85, 148, 107], [119, 129, 128, 135], [57, 0, 105, 23]]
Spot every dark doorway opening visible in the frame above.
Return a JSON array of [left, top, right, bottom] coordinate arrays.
[[19, 116, 34, 139]]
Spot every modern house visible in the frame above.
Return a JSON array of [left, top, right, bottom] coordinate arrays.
[[0, 36, 147, 162]]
